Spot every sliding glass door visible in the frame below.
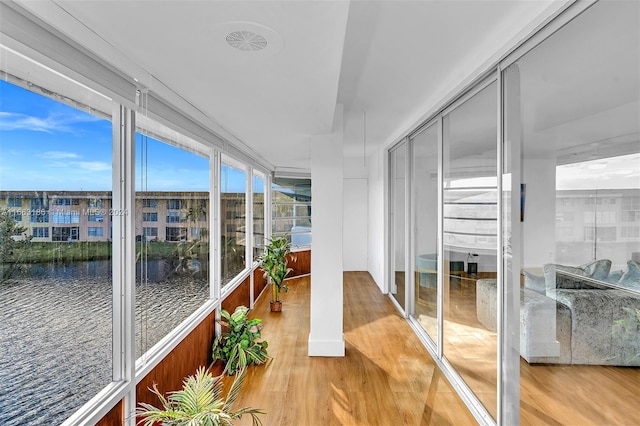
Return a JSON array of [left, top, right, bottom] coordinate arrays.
[[504, 1, 640, 424], [390, 142, 407, 311], [412, 123, 440, 342], [442, 80, 498, 418]]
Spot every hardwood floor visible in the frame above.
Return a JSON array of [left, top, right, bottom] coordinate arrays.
[[235, 272, 640, 425], [417, 278, 640, 426], [234, 272, 477, 426]]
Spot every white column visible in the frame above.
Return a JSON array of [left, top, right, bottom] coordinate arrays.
[[308, 105, 345, 357]]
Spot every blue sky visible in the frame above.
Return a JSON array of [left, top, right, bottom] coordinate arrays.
[[0, 79, 235, 192]]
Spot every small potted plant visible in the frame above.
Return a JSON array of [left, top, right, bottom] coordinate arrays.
[[212, 305, 270, 375], [258, 236, 293, 312], [136, 366, 264, 425]]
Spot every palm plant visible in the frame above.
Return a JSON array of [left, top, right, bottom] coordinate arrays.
[[257, 236, 292, 311], [136, 366, 264, 426]]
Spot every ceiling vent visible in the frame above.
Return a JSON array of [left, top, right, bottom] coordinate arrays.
[[213, 22, 282, 57], [226, 30, 268, 52]]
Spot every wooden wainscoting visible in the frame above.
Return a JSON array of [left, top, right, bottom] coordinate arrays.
[[95, 399, 123, 426], [288, 249, 310, 277], [221, 275, 251, 312], [136, 309, 217, 410], [253, 267, 267, 302]]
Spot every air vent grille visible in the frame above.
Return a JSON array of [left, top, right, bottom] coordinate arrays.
[[226, 30, 268, 51]]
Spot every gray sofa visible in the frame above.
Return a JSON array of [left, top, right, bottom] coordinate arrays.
[[476, 260, 640, 366]]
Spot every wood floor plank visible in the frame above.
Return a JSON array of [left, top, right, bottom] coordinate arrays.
[[233, 272, 475, 426]]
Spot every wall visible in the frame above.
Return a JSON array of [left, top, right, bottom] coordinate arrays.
[[342, 121, 370, 272], [343, 177, 368, 271], [522, 158, 556, 268], [367, 148, 386, 291]]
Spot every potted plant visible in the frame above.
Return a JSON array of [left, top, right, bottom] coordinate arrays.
[[258, 236, 293, 312], [136, 366, 264, 425], [212, 305, 269, 376]]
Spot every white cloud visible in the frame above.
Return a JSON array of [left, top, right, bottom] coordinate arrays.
[[0, 111, 102, 133], [72, 161, 111, 172], [39, 151, 81, 159]]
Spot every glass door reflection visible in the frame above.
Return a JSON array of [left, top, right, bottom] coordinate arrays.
[[442, 81, 498, 419], [390, 143, 407, 311], [412, 123, 439, 342]]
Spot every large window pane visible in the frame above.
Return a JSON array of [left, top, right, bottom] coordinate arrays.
[[253, 174, 265, 260], [505, 1, 640, 424], [221, 162, 246, 285], [135, 123, 210, 359], [390, 143, 407, 310], [443, 81, 498, 418], [272, 177, 311, 247], [413, 123, 439, 342], [0, 79, 113, 425]]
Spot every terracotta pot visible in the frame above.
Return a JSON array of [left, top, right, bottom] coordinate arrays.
[[270, 300, 282, 312]]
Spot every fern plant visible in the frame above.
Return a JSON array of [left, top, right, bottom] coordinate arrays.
[[212, 306, 269, 375], [136, 366, 264, 426]]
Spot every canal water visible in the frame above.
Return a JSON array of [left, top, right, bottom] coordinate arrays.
[[0, 260, 209, 425]]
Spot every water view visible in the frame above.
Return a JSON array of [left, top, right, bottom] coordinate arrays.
[[0, 260, 209, 425]]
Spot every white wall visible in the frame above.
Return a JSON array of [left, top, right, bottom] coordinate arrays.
[[367, 148, 386, 292], [523, 158, 557, 268], [343, 177, 368, 270]]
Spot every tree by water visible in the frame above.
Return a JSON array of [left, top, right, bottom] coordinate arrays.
[[0, 208, 33, 281]]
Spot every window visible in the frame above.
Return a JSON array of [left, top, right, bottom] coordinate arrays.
[[88, 199, 103, 208], [0, 78, 113, 425], [135, 125, 210, 360], [252, 174, 265, 259], [88, 227, 104, 237], [272, 177, 311, 247], [30, 211, 49, 223], [584, 226, 617, 242], [143, 212, 158, 222], [32, 227, 49, 238], [52, 211, 80, 224], [29, 198, 49, 223], [52, 227, 80, 242], [622, 210, 640, 223], [166, 212, 186, 223], [142, 199, 158, 208], [165, 226, 187, 242], [191, 227, 205, 238], [621, 226, 640, 238], [8, 212, 22, 222], [167, 199, 183, 210], [143, 227, 158, 237], [7, 198, 22, 207], [221, 162, 247, 285], [88, 213, 104, 222], [583, 211, 616, 224], [52, 198, 76, 206]]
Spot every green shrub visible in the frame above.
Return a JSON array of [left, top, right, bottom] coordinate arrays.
[[212, 306, 269, 375]]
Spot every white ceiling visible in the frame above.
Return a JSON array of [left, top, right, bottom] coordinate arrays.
[[13, 0, 563, 171]]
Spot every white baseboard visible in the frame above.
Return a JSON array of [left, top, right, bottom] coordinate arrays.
[[308, 334, 345, 357]]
